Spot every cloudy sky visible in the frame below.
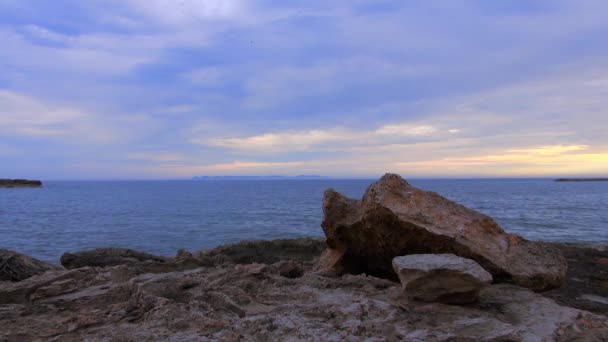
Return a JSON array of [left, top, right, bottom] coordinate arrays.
[[1, 0, 607, 179]]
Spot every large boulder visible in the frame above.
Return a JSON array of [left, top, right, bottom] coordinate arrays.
[[392, 254, 492, 304], [0, 250, 61, 282], [318, 173, 567, 291]]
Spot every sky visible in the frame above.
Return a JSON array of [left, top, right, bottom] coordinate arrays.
[[1, 0, 607, 179]]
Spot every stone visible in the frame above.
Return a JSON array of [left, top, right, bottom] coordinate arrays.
[[392, 254, 492, 304], [318, 173, 567, 291], [0, 249, 61, 282], [274, 260, 304, 278], [60, 248, 168, 269]]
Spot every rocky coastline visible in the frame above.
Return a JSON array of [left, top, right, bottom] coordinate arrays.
[[0, 179, 42, 188], [1, 174, 607, 341]]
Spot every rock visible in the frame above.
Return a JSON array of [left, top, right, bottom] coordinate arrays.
[[274, 260, 304, 278], [60, 248, 168, 269], [0, 179, 42, 188], [392, 254, 492, 304], [0, 251, 606, 341], [543, 242, 608, 315], [0, 250, 61, 282], [175, 248, 193, 260], [198, 238, 326, 265], [319, 173, 567, 291]]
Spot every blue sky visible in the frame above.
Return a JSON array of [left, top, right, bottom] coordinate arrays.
[[1, 0, 607, 179]]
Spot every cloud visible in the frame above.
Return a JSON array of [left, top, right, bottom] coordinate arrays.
[[0, 89, 153, 145], [1, 1, 608, 178], [202, 129, 354, 152], [199, 121, 445, 153], [508, 145, 588, 156], [180, 67, 224, 85], [375, 124, 437, 136], [243, 56, 436, 110], [127, 152, 185, 162], [123, 0, 247, 26], [394, 145, 608, 177]]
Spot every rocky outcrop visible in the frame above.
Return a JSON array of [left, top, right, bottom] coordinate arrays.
[[0, 251, 606, 341], [0, 179, 42, 188], [197, 238, 326, 264], [61, 248, 169, 269], [0, 250, 61, 282], [318, 173, 567, 291], [392, 254, 492, 304]]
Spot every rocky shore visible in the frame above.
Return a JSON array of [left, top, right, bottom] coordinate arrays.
[[0, 179, 42, 188], [1, 174, 607, 341]]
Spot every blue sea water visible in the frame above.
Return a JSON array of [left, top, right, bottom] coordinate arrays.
[[1, 179, 607, 263]]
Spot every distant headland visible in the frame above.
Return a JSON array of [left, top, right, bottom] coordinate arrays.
[[193, 175, 329, 180], [0, 179, 42, 188], [555, 178, 608, 182]]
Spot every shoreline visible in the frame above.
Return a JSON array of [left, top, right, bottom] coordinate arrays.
[[1, 237, 607, 340], [3, 238, 607, 314], [15, 236, 608, 266]]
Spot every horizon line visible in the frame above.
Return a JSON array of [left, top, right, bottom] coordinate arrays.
[[22, 175, 608, 182]]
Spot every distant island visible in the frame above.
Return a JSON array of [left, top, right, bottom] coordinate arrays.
[[0, 179, 42, 188], [555, 178, 608, 182], [193, 175, 330, 181]]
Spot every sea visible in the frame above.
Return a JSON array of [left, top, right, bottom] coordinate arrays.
[[1, 179, 607, 263]]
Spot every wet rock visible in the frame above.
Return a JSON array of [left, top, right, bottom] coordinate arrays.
[[0, 249, 61, 282], [318, 173, 567, 291], [60, 248, 168, 269], [392, 254, 492, 304]]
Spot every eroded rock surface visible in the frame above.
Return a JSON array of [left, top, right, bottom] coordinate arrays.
[[0, 249, 61, 282], [392, 254, 492, 304], [0, 256, 606, 341], [319, 173, 567, 291], [198, 238, 326, 265], [544, 243, 608, 315], [61, 248, 169, 269]]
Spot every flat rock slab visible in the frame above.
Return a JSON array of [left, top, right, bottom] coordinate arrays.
[[318, 173, 567, 291], [393, 254, 492, 304], [0, 250, 61, 282]]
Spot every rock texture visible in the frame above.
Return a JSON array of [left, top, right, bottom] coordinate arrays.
[[0, 250, 61, 282], [0, 179, 42, 188], [319, 173, 567, 291], [544, 243, 608, 315], [198, 238, 326, 264], [392, 254, 492, 304], [1, 249, 606, 341], [61, 248, 169, 269]]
